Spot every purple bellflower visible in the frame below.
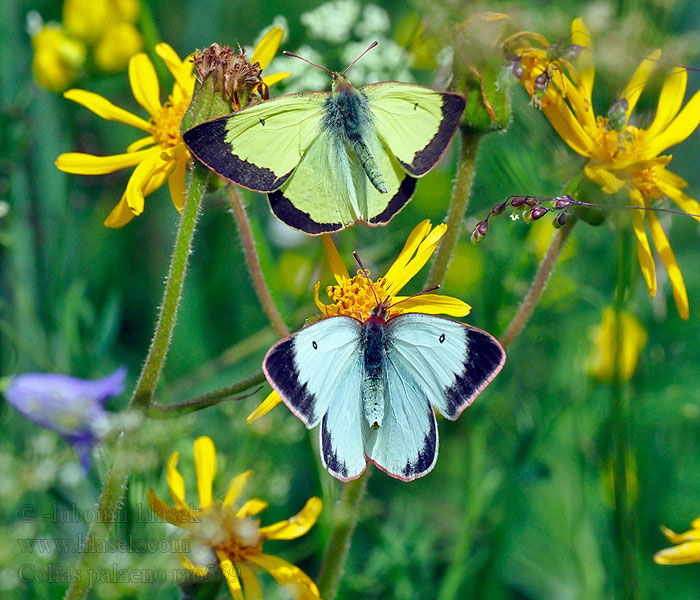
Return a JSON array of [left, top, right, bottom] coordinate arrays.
[[4, 367, 127, 471]]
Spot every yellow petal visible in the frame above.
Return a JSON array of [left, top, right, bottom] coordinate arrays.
[[321, 233, 350, 283], [247, 553, 320, 600], [216, 551, 245, 600], [312, 281, 330, 316], [647, 211, 689, 320], [661, 525, 700, 544], [393, 294, 472, 317], [238, 563, 263, 600], [251, 27, 284, 72], [584, 165, 625, 194], [654, 541, 700, 565], [126, 135, 155, 153], [129, 52, 161, 117], [155, 43, 193, 94], [647, 67, 687, 141], [55, 147, 157, 175], [692, 517, 700, 530], [168, 147, 188, 213], [559, 68, 596, 134], [147, 489, 194, 527], [193, 436, 216, 510], [656, 167, 688, 192], [222, 470, 253, 507], [262, 72, 291, 87], [247, 390, 283, 424], [124, 151, 172, 214], [382, 220, 433, 291], [629, 189, 657, 298], [647, 86, 700, 157], [166, 451, 190, 511], [179, 554, 209, 577], [63, 89, 151, 132], [236, 498, 269, 518], [570, 18, 594, 105], [621, 49, 662, 125], [103, 195, 136, 228], [385, 222, 447, 295], [259, 497, 322, 541], [541, 90, 594, 157]]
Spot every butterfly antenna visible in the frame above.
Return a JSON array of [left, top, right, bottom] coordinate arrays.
[[282, 51, 333, 75], [353, 251, 382, 308], [386, 286, 440, 311], [342, 41, 379, 76]]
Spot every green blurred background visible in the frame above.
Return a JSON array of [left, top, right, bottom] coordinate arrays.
[[2, 0, 700, 598]]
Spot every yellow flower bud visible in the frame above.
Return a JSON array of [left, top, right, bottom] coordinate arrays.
[[31, 24, 86, 92], [94, 22, 144, 72], [63, 0, 110, 43]]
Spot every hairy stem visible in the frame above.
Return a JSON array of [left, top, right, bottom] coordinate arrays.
[[147, 371, 266, 418], [499, 219, 575, 349], [228, 186, 289, 338], [63, 165, 208, 600], [426, 131, 481, 288], [317, 471, 370, 599]]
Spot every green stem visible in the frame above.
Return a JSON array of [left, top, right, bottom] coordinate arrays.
[[426, 131, 482, 288], [612, 230, 638, 600], [499, 219, 576, 349], [63, 164, 208, 600], [317, 471, 370, 599], [227, 186, 289, 338], [147, 371, 266, 418]]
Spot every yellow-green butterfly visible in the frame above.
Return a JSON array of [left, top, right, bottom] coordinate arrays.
[[184, 43, 466, 235]]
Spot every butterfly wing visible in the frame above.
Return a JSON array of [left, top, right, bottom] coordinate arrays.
[[362, 82, 466, 177], [386, 313, 505, 419], [263, 316, 368, 480], [268, 127, 365, 234], [183, 92, 327, 192], [365, 356, 438, 481]]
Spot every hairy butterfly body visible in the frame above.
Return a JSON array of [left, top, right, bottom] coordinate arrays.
[[263, 302, 505, 481], [184, 66, 465, 235]]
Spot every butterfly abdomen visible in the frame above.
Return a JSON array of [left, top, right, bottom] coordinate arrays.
[[361, 317, 387, 429], [324, 86, 388, 194]]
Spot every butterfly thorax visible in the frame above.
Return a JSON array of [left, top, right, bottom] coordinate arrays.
[[322, 76, 388, 195], [361, 315, 387, 429]]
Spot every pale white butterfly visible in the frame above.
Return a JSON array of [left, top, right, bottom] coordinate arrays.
[[263, 265, 506, 481]]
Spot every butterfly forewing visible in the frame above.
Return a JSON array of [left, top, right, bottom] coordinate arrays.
[[362, 83, 466, 176], [183, 92, 326, 192], [263, 316, 362, 427], [365, 356, 438, 481], [386, 313, 505, 419]]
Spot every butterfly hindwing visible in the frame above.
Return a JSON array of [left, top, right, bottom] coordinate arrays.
[[386, 313, 505, 419], [263, 316, 362, 427], [363, 82, 466, 176], [366, 356, 438, 481], [268, 127, 363, 234], [321, 357, 369, 481], [183, 92, 326, 192]]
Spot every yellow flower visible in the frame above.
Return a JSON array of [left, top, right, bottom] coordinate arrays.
[[148, 436, 322, 600], [63, 0, 139, 44], [249, 220, 471, 423], [55, 28, 287, 227], [512, 18, 700, 320], [31, 23, 87, 92], [588, 306, 647, 382], [654, 516, 700, 565]]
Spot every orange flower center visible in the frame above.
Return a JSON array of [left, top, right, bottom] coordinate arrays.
[[193, 506, 263, 563], [149, 94, 190, 150], [590, 120, 664, 201], [325, 270, 402, 321]]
